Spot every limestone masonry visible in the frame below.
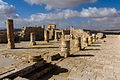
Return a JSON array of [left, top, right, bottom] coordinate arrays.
[[1, 19, 119, 80]]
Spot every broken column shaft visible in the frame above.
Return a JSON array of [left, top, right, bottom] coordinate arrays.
[[55, 32, 59, 41], [74, 37, 81, 51], [61, 40, 70, 58], [83, 37, 88, 47], [44, 30, 49, 43], [88, 36, 92, 44], [6, 19, 15, 49], [92, 34, 96, 43], [30, 32, 36, 45], [42, 25, 45, 29]]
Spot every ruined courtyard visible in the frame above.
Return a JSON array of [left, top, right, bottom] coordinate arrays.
[[0, 19, 120, 80]]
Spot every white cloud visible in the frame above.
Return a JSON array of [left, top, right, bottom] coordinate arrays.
[[0, 0, 120, 29], [25, 7, 118, 22], [80, 7, 118, 18], [24, 0, 97, 10], [21, 7, 120, 29], [27, 9, 80, 21], [0, 0, 20, 20]]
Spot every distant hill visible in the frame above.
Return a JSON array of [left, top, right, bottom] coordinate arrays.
[[84, 29, 120, 35]]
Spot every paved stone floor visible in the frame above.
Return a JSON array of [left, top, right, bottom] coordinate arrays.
[[0, 37, 120, 80], [0, 41, 61, 75], [40, 37, 120, 80], [0, 56, 18, 69]]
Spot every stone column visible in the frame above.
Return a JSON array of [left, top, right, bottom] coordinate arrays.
[[61, 30, 65, 40], [74, 37, 81, 51], [83, 37, 88, 47], [44, 30, 49, 43], [55, 32, 59, 41], [6, 19, 15, 49], [88, 36, 92, 44], [61, 34, 65, 40], [92, 34, 96, 42], [47, 25, 51, 30], [53, 25, 56, 29], [30, 32, 36, 45], [60, 40, 70, 58], [42, 25, 45, 29]]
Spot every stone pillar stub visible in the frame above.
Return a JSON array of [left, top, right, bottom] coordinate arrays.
[[61, 40, 70, 58], [53, 25, 56, 29], [55, 32, 59, 41], [6, 19, 15, 49], [61, 30, 65, 40], [74, 37, 81, 50], [44, 30, 49, 43], [82, 37, 88, 49], [88, 36, 92, 44], [30, 32, 36, 45], [92, 34, 96, 42], [42, 25, 45, 29]]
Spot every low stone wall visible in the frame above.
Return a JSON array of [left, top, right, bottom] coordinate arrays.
[[0, 32, 7, 43]]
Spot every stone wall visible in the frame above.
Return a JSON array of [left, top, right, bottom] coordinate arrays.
[[70, 28, 85, 39], [19, 27, 44, 41], [54, 30, 70, 40], [0, 32, 7, 43]]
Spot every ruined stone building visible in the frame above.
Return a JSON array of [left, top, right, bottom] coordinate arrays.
[[0, 32, 7, 43], [70, 26, 88, 38], [19, 27, 44, 41]]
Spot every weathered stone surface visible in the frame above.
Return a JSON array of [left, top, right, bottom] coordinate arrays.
[[97, 33, 104, 39], [88, 36, 92, 44], [43, 53, 61, 62], [19, 27, 44, 41], [14, 77, 28, 80], [39, 37, 120, 80], [60, 40, 70, 58], [73, 37, 81, 51], [54, 32, 59, 41], [6, 19, 15, 49], [0, 32, 7, 43], [30, 32, 36, 45], [81, 37, 88, 49], [44, 30, 49, 43], [42, 25, 45, 29], [92, 34, 96, 43]]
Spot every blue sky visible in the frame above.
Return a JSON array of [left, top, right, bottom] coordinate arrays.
[[3, 0, 120, 18], [0, 0, 120, 29]]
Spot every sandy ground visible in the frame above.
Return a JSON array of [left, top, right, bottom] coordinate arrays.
[[0, 37, 120, 80], [40, 37, 120, 80], [0, 41, 61, 75], [0, 41, 61, 59]]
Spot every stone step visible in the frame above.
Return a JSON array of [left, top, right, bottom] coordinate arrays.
[[27, 63, 54, 80]]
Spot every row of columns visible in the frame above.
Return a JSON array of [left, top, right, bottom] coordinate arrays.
[[6, 19, 50, 49], [6, 19, 97, 60], [60, 34, 97, 58]]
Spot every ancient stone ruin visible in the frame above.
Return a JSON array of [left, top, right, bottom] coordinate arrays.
[[6, 19, 15, 49], [1, 19, 119, 80]]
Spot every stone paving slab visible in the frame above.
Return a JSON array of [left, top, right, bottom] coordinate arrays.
[[40, 37, 120, 80], [0, 56, 18, 69]]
